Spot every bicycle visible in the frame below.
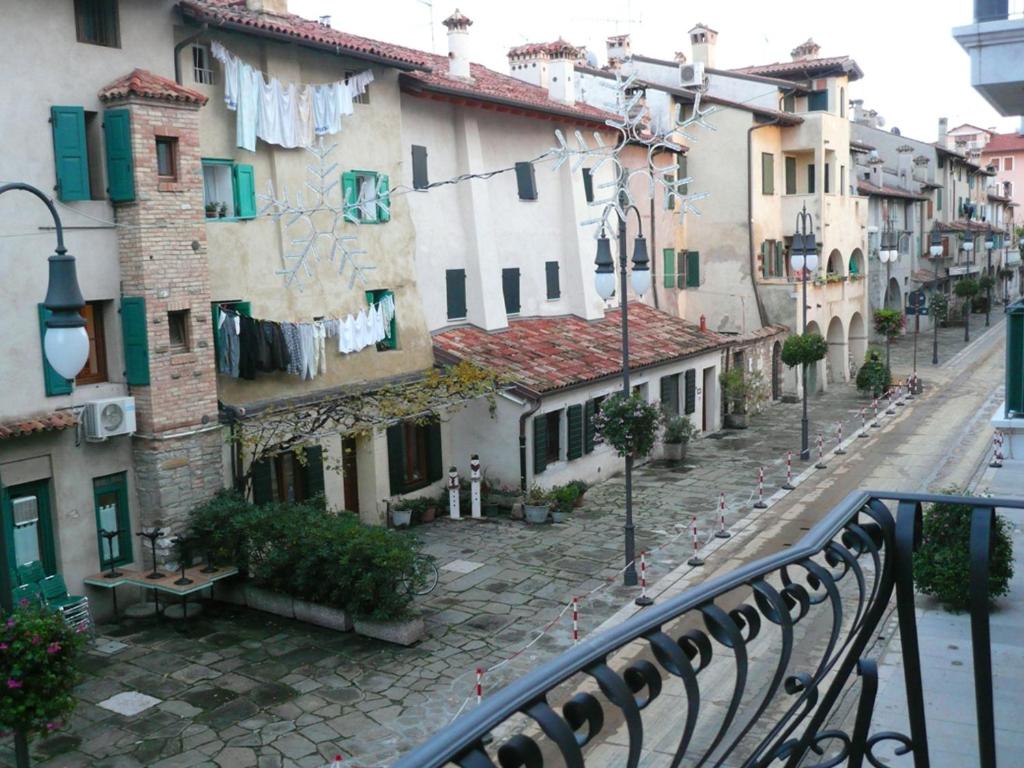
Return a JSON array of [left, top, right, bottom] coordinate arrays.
[[400, 554, 439, 596]]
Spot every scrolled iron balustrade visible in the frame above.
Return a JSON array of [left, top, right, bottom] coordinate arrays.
[[396, 491, 1024, 768]]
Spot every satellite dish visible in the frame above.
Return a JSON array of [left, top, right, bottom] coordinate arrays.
[[586, 50, 599, 68], [891, 127, 901, 135]]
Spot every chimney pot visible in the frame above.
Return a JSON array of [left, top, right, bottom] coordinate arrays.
[[688, 23, 718, 69], [443, 9, 473, 80]]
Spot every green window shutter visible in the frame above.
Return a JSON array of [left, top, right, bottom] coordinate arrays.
[[760, 241, 769, 278], [377, 173, 391, 222], [761, 153, 774, 195], [502, 268, 520, 314], [120, 296, 150, 386], [532, 414, 548, 474], [676, 250, 686, 288], [566, 404, 583, 460], [678, 154, 688, 195], [304, 445, 325, 498], [251, 459, 272, 505], [775, 241, 784, 276], [234, 164, 257, 219], [660, 375, 679, 414], [545, 261, 560, 299], [807, 164, 816, 194], [663, 249, 675, 289], [446, 269, 467, 319], [785, 156, 797, 195], [664, 173, 676, 210], [386, 424, 406, 495], [516, 161, 538, 200], [50, 106, 90, 202], [426, 420, 443, 482], [808, 90, 828, 111], [342, 171, 358, 223], [37, 304, 73, 396], [411, 145, 429, 190], [582, 168, 594, 202], [583, 400, 596, 454], [102, 108, 135, 202], [686, 251, 700, 288], [937, 189, 943, 211], [783, 93, 796, 112], [684, 369, 697, 415]]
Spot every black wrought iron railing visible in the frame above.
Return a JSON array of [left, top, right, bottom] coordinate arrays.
[[395, 491, 1023, 768]]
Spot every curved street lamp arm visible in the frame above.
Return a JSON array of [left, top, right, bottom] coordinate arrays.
[[624, 203, 645, 238], [0, 182, 66, 253]]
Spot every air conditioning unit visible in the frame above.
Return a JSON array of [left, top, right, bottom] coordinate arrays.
[[83, 397, 136, 441], [679, 61, 705, 88]]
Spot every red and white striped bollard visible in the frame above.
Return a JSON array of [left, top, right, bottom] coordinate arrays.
[[476, 668, 484, 706], [635, 553, 653, 606], [814, 432, 827, 469], [871, 398, 880, 427], [572, 596, 580, 641], [753, 466, 768, 509], [715, 492, 731, 538], [782, 451, 795, 490], [990, 431, 1004, 468], [859, 408, 869, 438], [687, 516, 704, 567], [885, 387, 896, 415], [835, 421, 847, 454]]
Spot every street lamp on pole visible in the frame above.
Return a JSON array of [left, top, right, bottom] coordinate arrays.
[[594, 202, 650, 587], [963, 236, 975, 343], [984, 227, 995, 327], [0, 182, 88, 768], [790, 203, 818, 461], [879, 217, 900, 373], [930, 228, 943, 365]]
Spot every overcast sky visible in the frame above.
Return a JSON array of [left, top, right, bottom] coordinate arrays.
[[290, 0, 1018, 141]]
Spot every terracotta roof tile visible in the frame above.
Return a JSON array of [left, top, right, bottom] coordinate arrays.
[[433, 304, 728, 395], [402, 52, 617, 124], [178, 0, 430, 69], [733, 55, 863, 82], [856, 180, 928, 201], [507, 39, 580, 59], [0, 410, 77, 441], [981, 132, 1024, 153], [99, 68, 208, 105]]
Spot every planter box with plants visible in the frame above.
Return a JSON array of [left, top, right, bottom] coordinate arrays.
[[719, 367, 769, 430], [662, 414, 697, 461], [523, 485, 551, 524], [549, 482, 585, 522], [187, 491, 426, 645]]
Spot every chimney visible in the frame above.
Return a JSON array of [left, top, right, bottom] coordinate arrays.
[[606, 34, 631, 66], [689, 24, 718, 68], [245, 0, 289, 14], [547, 39, 579, 105], [896, 145, 914, 190], [868, 156, 884, 188], [790, 38, 821, 61], [442, 9, 473, 80], [938, 117, 948, 144], [850, 99, 865, 123]]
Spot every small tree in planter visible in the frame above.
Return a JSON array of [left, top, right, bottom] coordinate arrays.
[[855, 348, 890, 398], [780, 332, 828, 408], [594, 392, 662, 458], [913, 491, 1014, 612], [929, 291, 949, 327], [873, 308, 904, 371], [954, 278, 980, 341], [0, 601, 87, 741], [662, 414, 697, 461], [719, 368, 768, 429]]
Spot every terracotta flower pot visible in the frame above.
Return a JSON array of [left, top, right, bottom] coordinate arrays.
[[420, 505, 437, 523]]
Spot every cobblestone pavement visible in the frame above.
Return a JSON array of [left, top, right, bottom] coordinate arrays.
[[0, 317, 1006, 768]]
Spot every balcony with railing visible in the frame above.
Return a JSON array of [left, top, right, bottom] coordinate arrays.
[[954, 1, 1024, 115], [397, 490, 1023, 768]]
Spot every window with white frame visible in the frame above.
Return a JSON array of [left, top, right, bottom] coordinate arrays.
[[193, 44, 215, 85], [202, 163, 236, 218]]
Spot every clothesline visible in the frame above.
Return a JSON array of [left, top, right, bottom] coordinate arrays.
[[211, 41, 374, 152], [216, 294, 395, 382]]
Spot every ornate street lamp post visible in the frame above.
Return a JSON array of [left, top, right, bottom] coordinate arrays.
[[594, 194, 650, 587], [790, 204, 818, 461], [984, 227, 995, 327], [0, 182, 89, 768], [930, 228, 943, 366], [879, 217, 899, 373], [964, 236, 975, 343]]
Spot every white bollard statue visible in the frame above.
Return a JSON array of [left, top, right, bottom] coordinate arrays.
[[470, 454, 482, 518], [447, 465, 460, 519]]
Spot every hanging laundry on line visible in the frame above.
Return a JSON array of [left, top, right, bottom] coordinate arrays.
[[216, 294, 396, 381], [211, 41, 374, 152]]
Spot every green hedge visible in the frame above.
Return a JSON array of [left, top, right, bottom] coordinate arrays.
[[188, 491, 420, 620]]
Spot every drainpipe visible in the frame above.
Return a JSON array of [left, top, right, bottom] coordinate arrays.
[[747, 118, 780, 328], [518, 393, 542, 492], [174, 23, 209, 85], [650, 193, 660, 309]]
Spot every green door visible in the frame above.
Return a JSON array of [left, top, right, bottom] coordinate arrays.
[[94, 473, 132, 569], [2, 479, 56, 584]]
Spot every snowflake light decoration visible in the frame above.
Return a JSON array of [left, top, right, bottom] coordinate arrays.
[[258, 139, 376, 291], [548, 72, 715, 233]]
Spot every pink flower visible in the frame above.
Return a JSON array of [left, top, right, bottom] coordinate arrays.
[[45, 721, 61, 732], [30, 635, 41, 646], [47, 642, 62, 655], [7, 678, 22, 689], [0, 643, 7, 651], [18, 598, 29, 607], [5, 618, 14, 628]]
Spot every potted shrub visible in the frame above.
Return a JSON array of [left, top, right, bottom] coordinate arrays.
[[0, 600, 88, 743], [594, 392, 662, 458], [391, 499, 414, 529], [930, 291, 950, 327], [217, 201, 228, 218], [720, 368, 754, 429], [779, 332, 828, 409], [523, 485, 551, 524], [205, 202, 219, 219], [913, 490, 1014, 612], [549, 484, 579, 523], [662, 414, 697, 461], [566, 479, 588, 508], [855, 348, 890, 398]]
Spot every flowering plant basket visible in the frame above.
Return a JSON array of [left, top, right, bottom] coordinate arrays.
[[0, 601, 86, 737], [594, 392, 662, 458]]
